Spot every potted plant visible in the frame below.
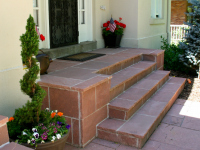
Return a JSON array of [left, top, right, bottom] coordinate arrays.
[[102, 17, 126, 48], [7, 15, 70, 150]]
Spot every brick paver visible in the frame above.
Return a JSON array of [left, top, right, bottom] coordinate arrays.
[[64, 99, 200, 150]]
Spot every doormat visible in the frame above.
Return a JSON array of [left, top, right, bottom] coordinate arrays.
[[57, 53, 106, 62]]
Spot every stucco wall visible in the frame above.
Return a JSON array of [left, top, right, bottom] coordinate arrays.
[[137, 0, 169, 49], [92, 0, 111, 48], [0, 0, 32, 117], [95, 0, 170, 49], [109, 0, 139, 48]]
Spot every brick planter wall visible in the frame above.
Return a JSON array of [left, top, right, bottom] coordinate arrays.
[[0, 115, 9, 147], [39, 76, 111, 147], [171, 0, 188, 25]]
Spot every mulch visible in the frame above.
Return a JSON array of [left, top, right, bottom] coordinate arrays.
[[169, 70, 200, 102]]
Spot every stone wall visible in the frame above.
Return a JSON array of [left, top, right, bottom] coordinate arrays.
[[171, 0, 188, 25]]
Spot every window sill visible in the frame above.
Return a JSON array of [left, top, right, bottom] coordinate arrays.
[[149, 18, 165, 25]]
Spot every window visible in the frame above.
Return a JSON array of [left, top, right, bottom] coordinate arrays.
[[151, 0, 162, 19], [79, 0, 86, 24], [33, 0, 39, 28]]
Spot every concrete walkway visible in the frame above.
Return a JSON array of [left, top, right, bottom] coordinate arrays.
[[64, 99, 200, 150]]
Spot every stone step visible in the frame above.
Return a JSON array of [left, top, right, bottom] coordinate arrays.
[[96, 53, 142, 75], [97, 77, 186, 149], [110, 61, 156, 100], [109, 70, 170, 120]]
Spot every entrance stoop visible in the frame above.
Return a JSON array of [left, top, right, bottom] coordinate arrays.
[[38, 48, 186, 148], [38, 41, 97, 59]]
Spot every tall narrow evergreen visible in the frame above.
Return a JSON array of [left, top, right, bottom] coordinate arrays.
[[8, 15, 46, 135], [179, 0, 200, 74]]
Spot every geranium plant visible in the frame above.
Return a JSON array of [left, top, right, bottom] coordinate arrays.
[[7, 15, 70, 148], [102, 17, 126, 36]]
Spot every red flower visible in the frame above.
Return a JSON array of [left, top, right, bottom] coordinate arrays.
[[9, 117, 14, 122], [51, 112, 56, 118], [106, 28, 110, 31], [107, 21, 110, 24], [116, 23, 120, 26], [114, 20, 119, 24], [119, 17, 122, 20], [103, 23, 108, 27], [40, 34, 45, 41], [122, 24, 126, 28], [57, 112, 63, 117]]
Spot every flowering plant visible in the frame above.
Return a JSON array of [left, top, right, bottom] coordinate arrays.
[[8, 109, 70, 147], [102, 17, 126, 36]]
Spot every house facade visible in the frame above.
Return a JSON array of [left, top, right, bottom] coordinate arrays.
[[0, 0, 171, 117]]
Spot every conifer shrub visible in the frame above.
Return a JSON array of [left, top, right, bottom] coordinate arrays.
[[179, 0, 200, 75], [7, 15, 46, 138]]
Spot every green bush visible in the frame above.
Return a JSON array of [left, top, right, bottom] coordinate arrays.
[[160, 36, 196, 75]]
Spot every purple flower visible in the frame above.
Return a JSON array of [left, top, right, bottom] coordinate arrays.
[[57, 121, 62, 126], [66, 125, 71, 129], [53, 127, 57, 133], [31, 138, 35, 144], [41, 132, 48, 140], [32, 128, 37, 132], [46, 130, 50, 133], [42, 126, 47, 130], [39, 123, 44, 126], [33, 132, 39, 139]]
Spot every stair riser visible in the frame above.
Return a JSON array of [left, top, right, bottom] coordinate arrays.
[[109, 74, 169, 120], [97, 55, 142, 75], [98, 129, 139, 148], [110, 64, 156, 100]]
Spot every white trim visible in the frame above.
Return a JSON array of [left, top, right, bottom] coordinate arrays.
[[0, 142, 10, 149], [0, 66, 23, 73]]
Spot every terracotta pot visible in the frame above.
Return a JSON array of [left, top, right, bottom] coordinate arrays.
[[11, 130, 70, 150], [103, 34, 123, 48]]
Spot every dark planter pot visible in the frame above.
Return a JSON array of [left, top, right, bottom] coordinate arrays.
[[36, 50, 52, 75], [11, 130, 70, 150], [103, 34, 123, 48]]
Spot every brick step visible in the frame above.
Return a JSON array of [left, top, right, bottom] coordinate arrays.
[[96, 53, 142, 75], [110, 61, 156, 100], [109, 70, 170, 120], [97, 77, 186, 149]]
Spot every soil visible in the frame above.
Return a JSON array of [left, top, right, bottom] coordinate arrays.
[[169, 70, 200, 102]]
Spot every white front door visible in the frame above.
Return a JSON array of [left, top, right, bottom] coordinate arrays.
[[78, 0, 93, 43]]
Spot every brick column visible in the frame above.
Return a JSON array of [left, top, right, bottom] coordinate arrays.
[[0, 115, 9, 147]]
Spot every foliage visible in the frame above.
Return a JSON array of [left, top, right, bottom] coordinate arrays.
[[161, 36, 196, 75], [102, 17, 126, 36], [17, 110, 70, 147], [7, 15, 70, 147], [179, 0, 200, 75]]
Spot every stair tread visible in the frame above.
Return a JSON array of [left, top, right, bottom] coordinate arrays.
[[109, 70, 170, 111], [111, 61, 156, 88], [98, 77, 186, 139]]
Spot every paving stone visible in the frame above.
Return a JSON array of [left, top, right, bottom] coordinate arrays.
[[92, 138, 120, 149], [161, 115, 184, 127], [150, 123, 200, 150], [166, 104, 189, 119], [83, 143, 115, 150], [142, 140, 160, 150], [116, 144, 138, 150], [175, 99, 192, 106], [181, 116, 200, 131]]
